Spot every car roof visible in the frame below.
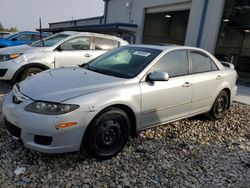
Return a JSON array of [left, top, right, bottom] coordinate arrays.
[[57, 31, 127, 42], [12, 31, 49, 36], [126, 44, 209, 53]]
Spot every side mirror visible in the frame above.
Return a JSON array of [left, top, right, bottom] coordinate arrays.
[[11, 38, 17, 41], [148, 71, 169, 81], [57, 45, 62, 51]]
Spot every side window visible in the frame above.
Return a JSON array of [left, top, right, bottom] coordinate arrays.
[[15, 34, 32, 41], [93, 37, 119, 50], [152, 50, 189, 77], [33, 34, 41, 41], [190, 51, 215, 73], [61, 37, 90, 50]]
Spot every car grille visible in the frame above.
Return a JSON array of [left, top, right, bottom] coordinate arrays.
[[4, 119, 21, 138]]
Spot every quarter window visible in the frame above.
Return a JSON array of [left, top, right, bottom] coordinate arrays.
[[61, 37, 90, 50], [152, 50, 189, 77], [93, 37, 119, 50], [190, 51, 218, 73]]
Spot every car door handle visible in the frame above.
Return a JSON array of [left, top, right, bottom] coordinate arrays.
[[216, 75, 222, 80], [182, 82, 192, 87], [84, 54, 92, 58]]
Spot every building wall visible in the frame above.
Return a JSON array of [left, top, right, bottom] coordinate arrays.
[[50, 17, 103, 29], [105, 0, 225, 53]]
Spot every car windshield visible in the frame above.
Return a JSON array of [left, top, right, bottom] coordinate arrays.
[[3, 32, 18, 39], [81, 46, 162, 78], [31, 34, 69, 47]]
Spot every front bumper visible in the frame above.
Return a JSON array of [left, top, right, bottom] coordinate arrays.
[[2, 91, 87, 153], [0, 59, 21, 80]]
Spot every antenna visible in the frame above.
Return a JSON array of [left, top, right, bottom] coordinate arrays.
[[39, 17, 44, 46]]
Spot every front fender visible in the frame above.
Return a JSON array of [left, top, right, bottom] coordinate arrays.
[[65, 83, 141, 131]]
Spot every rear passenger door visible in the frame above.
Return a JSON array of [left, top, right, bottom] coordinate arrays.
[[189, 50, 223, 115]]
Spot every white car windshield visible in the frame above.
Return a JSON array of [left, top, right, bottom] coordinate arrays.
[[82, 46, 162, 78], [31, 34, 69, 47]]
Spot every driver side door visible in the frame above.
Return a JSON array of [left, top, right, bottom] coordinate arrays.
[[140, 50, 193, 128], [54, 36, 95, 68]]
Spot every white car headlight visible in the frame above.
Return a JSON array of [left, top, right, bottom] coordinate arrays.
[[25, 101, 79, 115], [0, 53, 22, 62]]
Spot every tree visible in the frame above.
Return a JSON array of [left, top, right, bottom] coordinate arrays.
[[0, 22, 18, 32]]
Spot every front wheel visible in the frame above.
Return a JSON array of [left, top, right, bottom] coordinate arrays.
[[19, 67, 43, 82], [83, 107, 130, 160], [206, 90, 229, 120]]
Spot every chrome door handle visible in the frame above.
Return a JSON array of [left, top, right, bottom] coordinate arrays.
[[84, 54, 92, 58], [216, 75, 222, 80], [183, 82, 192, 87]]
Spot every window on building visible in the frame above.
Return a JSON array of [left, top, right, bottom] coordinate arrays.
[[61, 37, 91, 50], [215, 0, 250, 84], [142, 10, 190, 45], [152, 50, 189, 77], [93, 37, 119, 50]]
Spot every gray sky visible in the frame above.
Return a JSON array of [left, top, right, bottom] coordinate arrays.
[[0, 0, 104, 31]]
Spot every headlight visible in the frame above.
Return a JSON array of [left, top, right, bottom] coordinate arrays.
[[25, 101, 80, 115], [0, 53, 22, 62]]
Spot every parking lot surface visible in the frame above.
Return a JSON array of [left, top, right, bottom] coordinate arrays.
[[0, 81, 250, 187]]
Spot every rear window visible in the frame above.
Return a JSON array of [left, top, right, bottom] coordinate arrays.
[[93, 37, 119, 50]]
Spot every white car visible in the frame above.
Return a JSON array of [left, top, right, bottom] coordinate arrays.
[[0, 31, 128, 82], [2, 45, 237, 159]]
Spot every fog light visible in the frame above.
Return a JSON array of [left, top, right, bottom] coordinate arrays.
[[55, 122, 77, 129]]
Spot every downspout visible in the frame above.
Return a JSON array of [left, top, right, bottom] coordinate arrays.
[[104, 0, 109, 24], [196, 0, 209, 47]]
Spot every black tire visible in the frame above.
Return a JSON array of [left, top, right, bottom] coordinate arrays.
[[19, 67, 43, 82], [83, 107, 130, 160], [206, 90, 229, 120]]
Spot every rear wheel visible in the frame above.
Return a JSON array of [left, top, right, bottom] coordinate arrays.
[[83, 107, 130, 160], [19, 67, 43, 82], [206, 90, 229, 120]]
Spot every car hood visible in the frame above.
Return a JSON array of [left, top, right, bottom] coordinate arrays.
[[0, 44, 46, 54], [0, 38, 11, 43], [18, 67, 126, 102]]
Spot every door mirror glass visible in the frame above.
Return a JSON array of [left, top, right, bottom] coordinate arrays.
[[148, 71, 169, 81]]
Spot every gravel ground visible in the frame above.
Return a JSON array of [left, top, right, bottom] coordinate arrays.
[[0, 81, 250, 188]]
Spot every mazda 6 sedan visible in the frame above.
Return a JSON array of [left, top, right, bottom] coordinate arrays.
[[2, 45, 237, 159]]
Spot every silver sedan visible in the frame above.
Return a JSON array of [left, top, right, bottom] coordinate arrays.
[[2, 45, 237, 159]]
